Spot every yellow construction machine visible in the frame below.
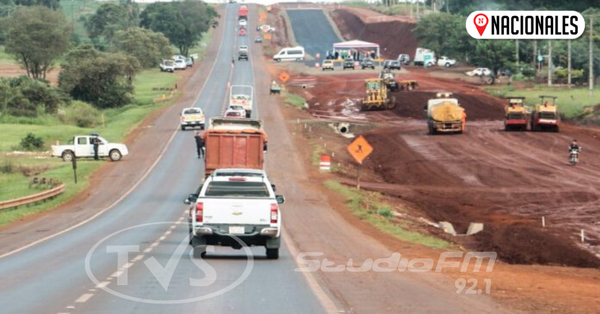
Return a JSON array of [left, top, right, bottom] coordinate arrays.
[[359, 78, 396, 111]]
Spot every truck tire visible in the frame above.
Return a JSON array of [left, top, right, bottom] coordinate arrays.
[[266, 248, 279, 259], [181, 125, 186, 131], [62, 151, 75, 162], [275, 58, 281, 62], [109, 149, 122, 161]]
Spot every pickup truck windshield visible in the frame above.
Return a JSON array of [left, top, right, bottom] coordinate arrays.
[[205, 181, 269, 197]]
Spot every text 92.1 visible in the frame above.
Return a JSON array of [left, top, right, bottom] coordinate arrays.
[[455, 278, 491, 294]]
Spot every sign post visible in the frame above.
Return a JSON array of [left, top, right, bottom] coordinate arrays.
[[347, 136, 373, 190]]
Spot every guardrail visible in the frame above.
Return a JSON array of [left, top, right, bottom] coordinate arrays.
[[0, 184, 65, 211]]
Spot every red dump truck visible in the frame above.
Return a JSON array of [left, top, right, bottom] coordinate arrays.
[[202, 118, 267, 177], [238, 5, 248, 20]]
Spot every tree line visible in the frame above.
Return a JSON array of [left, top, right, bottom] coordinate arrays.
[[0, 0, 217, 119], [415, 1, 600, 81]]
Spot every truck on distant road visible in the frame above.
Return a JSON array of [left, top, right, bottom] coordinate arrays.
[[238, 5, 248, 20], [230, 85, 254, 118], [51, 135, 128, 162], [414, 47, 435, 66], [201, 118, 268, 177], [426, 93, 465, 134], [185, 168, 285, 259]]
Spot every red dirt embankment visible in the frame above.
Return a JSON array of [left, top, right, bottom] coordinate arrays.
[[330, 8, 418, 59]]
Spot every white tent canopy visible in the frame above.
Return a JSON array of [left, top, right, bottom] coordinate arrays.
[[332, 40, 380, 59]]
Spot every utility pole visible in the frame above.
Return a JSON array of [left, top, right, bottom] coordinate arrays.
[[589, 17, 594, 96], [533, 40, 537, 71], [515, 39, 519, 71], [568, 39, 572, 87], [547, 40, 552, 87], [446, 0, 449, 13]]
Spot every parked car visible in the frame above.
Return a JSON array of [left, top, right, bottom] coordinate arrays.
[[468, 67, 492, 76], [361, 58, 375, 70], [174, 59, 187, 70], [437, 56, 456, 67], [185, 57, 194, 68], [383, 60, 401, 70], [186, 168, 286, 259], [398, 54, 410, 65], [322, 59, 334, 71], [254, 36, 262, 43], [159, 59, 175, 72], [51, 135, 128, 162], [180, 107, 205, 130], [343, 58, 355, 70]]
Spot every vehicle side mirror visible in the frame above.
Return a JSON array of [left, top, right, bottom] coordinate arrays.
[[184, 193, 198, 204], [423, 105, 427, 112], [271, 184, 276, 192], [276, 195, 285, 204]]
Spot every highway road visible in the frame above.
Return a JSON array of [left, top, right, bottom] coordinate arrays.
[[0, 5, 326, 314], [287, 9, 341, 58]]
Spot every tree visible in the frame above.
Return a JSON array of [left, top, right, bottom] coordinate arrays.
[[140, 0, 218, 56], [14, 0, 59, 10], [0, 76, 69, 117], [112, 27, 171, 68], [470, 40, 515, 74], [59, 45, 141, 109], [85, 3, 127, 40], [4, 6, 70, 79]]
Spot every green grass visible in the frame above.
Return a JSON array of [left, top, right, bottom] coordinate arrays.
[[324, 180, 451, 249], [284, 91, 306, 109], [486, 85, 600, 118], [0, 160, 99, 225], [0, 46, 16, 65]]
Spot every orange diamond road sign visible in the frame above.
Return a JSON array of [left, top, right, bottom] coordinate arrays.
[[279, 72, 290, 83], [347, 135, 373, 164]]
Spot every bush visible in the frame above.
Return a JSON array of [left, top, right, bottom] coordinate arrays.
[[0, 76, 70, 117], [378, 208, 393, 218], [0, 161, 15, 174], [59, 101, 101, 127], [521, 66, 536, 78], [19, 133, 45, 151]]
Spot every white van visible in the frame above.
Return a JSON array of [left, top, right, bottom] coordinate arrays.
[[273, 46, 305, 62]]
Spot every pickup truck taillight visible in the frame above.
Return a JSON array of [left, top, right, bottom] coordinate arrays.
[[196, 202, 203, 223], [270, 204, 278, 224]]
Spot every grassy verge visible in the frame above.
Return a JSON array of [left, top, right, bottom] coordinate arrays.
[[283, 91, 306, 109], [486, 85, 600, 118], [0, 30, 210, 226], [324, 180, 451, 249], [0, 46, 15, 65]]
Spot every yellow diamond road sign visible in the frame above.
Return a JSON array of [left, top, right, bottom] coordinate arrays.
[[347, 135, 373, 164]]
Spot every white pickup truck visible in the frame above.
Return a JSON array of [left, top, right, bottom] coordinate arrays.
[[180, 107, 205, 130], [229, 85, 253, 118], [185, 168, 285, 259], [51, 135, 128, 162]]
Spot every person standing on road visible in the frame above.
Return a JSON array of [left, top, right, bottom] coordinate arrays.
[[92, 135, 100, 160], [194, 131, 205, 159]]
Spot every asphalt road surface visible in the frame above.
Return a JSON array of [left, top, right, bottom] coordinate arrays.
[[0, 5, 325, 314], [286, 9, 341, 58]]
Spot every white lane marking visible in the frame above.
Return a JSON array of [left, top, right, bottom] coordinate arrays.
[[75, 293, 94, 303], [178, 216, 185, 222], [88, 288, 96, 292], [164, 230, 172, 236], [132, 254, 144, 262], [282, 229, 341, 314], [143, 247, 152, 253], [172, 223, 180, 228], [150, 242, 159, 248], [95, 281, 110, 289], [66, 306, 75, 309], [0, 5, 230, 260], [110, 270, 123, 278], [57, 312, 70, 314], [122, 262, 134, 269], [159, 235, 167, 241]]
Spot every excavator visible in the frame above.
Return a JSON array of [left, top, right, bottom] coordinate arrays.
[[359, 78, 396, 111]]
